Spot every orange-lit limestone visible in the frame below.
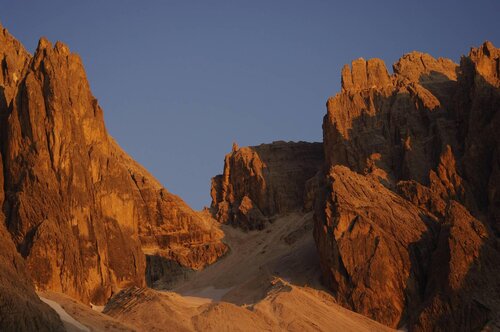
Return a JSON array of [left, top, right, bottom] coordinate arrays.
[[316, 42, 500, 330], [0, 25, 227, 307], [210, 141, 324, 229]]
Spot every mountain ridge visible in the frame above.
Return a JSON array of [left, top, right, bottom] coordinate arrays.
[[0, 21, 499, 331], [0, 24, 227, 316]]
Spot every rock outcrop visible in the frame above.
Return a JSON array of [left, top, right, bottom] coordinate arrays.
[[456, 42, 500, 231], [0, 23, 31, 107], [315, 42, 500, 330], [210, 141, 323, 229], [2, 19, 499, 332], [314, 166, 434, 327], [0, 24, 227, 309], [324, 52, 459, 187]]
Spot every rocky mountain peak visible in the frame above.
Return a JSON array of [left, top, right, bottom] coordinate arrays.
[[468, 40, 500, 85], [316, 41, 500, 329], [0, 30, 227, 308], [0, 25, 31, 106], [341, 57, 391, 91], [0, 18, 499, 331], [36, 36, 52, 51], [392, 51, 458, 83], [211, 141, 323, 229]]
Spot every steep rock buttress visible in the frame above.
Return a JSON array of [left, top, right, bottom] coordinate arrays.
[[0, 26, 227, 307], [210, 141, 324, 229], [315, 42, 500, 330]]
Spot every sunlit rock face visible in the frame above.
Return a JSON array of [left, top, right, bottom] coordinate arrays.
[[210, 141, 324, 230], [0, 23, 64, 331], [315, 42, 500, 329], [0, 25, 227, 306]]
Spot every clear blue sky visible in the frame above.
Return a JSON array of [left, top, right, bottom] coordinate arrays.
[[2, 1, 499, 209]]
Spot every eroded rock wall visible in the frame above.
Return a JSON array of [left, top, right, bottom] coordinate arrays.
[[0, 148, 65, 331], [315, 42, 500, 330], [0, 25, 226, 306], [210, 141, 324, 229]]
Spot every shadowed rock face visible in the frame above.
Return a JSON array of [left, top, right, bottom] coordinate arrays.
[[0, 25, 226, 307], [324, 52, 460, 187], [210, 141, 324, 230], [457, 42, 500, 229], [0, 150, 65, 331], [315, 42, 500, 330]]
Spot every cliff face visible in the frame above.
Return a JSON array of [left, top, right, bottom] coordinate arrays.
[[457, 42, 500, 228], [0, 25, 226, 307], [2, 19, 499, 331], [0, 23, 64, 331], [210, 141, 324, 229], [324, 53, 459, 187], [315, 42, 500, 329], [0, 151, 64, 331]]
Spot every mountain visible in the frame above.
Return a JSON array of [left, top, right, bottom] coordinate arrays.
[[1, 19, 499, 331], [207, 41, 500, 330], [315, 42, 500, 330], [210, 141, 323, 229], [0, 161, 64, 331], [0, 22, 226, 314], [0, 24, 65, 331]]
